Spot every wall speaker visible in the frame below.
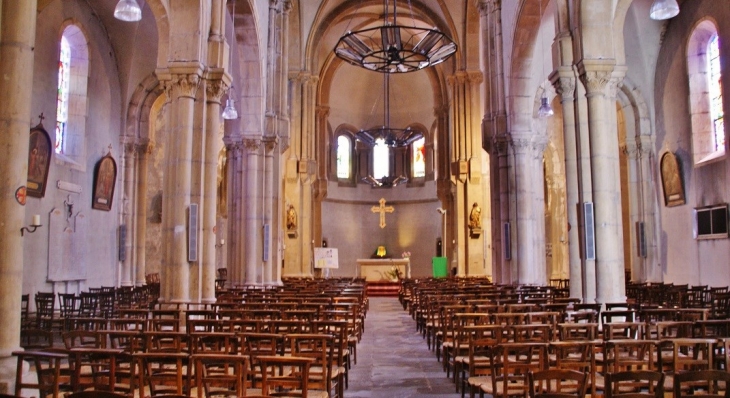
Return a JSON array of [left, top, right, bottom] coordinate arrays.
[[263, 224, 270, 262], [503, 222, 511, 260], [583, 202, 596, 261], [188, 203, 199, 262], [636, 221, 647, 258], [118, 224, 127, 262]]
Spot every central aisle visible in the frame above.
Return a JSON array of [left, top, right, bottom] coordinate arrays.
[[347, 297, 460, 397]]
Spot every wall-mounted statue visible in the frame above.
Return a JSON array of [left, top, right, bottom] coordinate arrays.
[[286, 204, 297, 238], [469, 202, 482, 238]]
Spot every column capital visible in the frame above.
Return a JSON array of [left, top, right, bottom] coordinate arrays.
[[242, 137, 262, 154], [136, 140, 154, 155], [206, 79, 228, 103], [315, 106, 330, 119], [170, 73, 201, 99], [262, 136, 278, 153], [549, 67, 576, 100], [577, 59, 615, 96], [511, 135, 548, 159], [467, 71, 484, 85]]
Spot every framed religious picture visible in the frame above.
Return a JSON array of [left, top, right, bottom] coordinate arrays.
[[660, 151, 686, 207], [92, 153, 117, 211], [27, 123, 52, 198]]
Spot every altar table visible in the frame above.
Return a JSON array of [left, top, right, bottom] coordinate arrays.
[[356, 258, 410, 282]]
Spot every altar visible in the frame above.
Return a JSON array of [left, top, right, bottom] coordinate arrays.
[[356, 258, 411, 282]]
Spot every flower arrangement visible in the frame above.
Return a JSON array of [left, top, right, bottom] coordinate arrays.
[[383, 265, 402, 281], [401, 251, 411, 259]]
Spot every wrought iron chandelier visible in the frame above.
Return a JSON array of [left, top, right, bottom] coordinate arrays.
[[334, 0, 457, 73], [354, 73, 423, 148], [362, 174, 408, 188]]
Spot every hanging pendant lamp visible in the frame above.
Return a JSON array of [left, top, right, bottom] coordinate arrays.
[[114, 0, 142, 22], [649, 0, 680, 20]]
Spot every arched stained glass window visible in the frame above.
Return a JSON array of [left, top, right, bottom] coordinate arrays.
[[55, 35, 71, 154], [336, 135, 351, 179], [373, 138, 389, 179], [412, 136, 425, 178], [688, 21, 725, 164], [708, 34, 724, 152]]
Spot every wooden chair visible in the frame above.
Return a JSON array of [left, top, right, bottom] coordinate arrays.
[[481, 342, 549, 398], [528, 369, 587, 398], [287, 333, 339, 398], [674, 370, 730, 398], [134, 352, 190, 398], [660, 337, 716, 392], [192, 353, 259, 398], [239, 333, 285, 388], [13, 350, 68, 398], [35, 292, 56, 332], [256, 355, 319, 398], [463, 325, 502, 398], [604, 370, 664, 398], [550, 340, 599, 397]]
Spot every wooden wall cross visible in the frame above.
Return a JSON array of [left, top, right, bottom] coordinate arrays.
[[371, 198, 394, 229]]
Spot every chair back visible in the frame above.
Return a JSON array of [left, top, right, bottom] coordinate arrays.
[[604, 370, 664, 398], [673, 370, 730, 398], [528, 369, 587, 398]]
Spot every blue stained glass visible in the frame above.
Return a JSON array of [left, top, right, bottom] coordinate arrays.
[[55, 36, 70, 154]]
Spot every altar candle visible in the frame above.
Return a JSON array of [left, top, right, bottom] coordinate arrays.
[[32, 214, 41, 226]]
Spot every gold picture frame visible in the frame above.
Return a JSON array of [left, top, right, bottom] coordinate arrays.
[[27, 123, 52, 198], [660, 151, 685, 207], [92, 153, 117, 211]]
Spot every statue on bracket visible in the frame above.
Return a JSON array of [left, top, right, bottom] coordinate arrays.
[[286, 204, 297, 238], [469, 202, 482, 238]]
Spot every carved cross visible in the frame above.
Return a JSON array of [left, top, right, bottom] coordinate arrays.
[[371, 198, 394, 229]]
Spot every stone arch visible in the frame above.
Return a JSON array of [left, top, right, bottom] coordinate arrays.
[[227, 0, 264, 138]]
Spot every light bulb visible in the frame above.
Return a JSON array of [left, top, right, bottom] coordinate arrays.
[[222, 99, 238, 120], [537, 96, 554, 118], [114, 0, 142, 22], [649, 0, 679, 20]]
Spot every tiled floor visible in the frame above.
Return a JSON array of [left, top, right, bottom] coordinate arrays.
[[347, 297, 460, 397]]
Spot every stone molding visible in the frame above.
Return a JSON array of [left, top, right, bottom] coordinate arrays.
[[262, 136, 278, 153], [579, 70, 612, 96], [170, 73, 201, 99], [511, 136, 548, 159]]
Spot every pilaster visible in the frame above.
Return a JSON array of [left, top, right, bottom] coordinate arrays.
[[243, 137, 262, 285]]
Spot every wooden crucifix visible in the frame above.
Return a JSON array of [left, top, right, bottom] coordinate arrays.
[[371, 198, 394, 229]]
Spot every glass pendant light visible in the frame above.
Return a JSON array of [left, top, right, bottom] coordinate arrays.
[[114, 0, 142, 22], [649, 0, 679, 20], [221, 87, 238, 120], [537, 96, 554, 118]]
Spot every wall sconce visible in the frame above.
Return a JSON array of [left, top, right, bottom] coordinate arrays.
[[215, 238, 225, 248], [21, 214, 42, 236]]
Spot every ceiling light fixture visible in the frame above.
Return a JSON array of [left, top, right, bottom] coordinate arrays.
[[334, 0, 457, 73], [649, 0, 680, 20], [355, 74, 423, 147], [362, 174, 408, 188], [114, 0, 142, 22], [222, 0, 238, 120], [536, 0, 553, 119]]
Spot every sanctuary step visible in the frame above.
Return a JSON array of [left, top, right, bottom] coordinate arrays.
[[366, 281, 400, 297]]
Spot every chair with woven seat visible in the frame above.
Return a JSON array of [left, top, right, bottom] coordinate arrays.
[[674, 369, 730, 398], [257, 355, 318, 398], [192, 353, 262, 398], [604, 370, 664, 398], [464, 325, 502, 398], [481, 341, 549, 398], [287, 333, 339, 398], [528, 369, 587, 398], [35, 292, 56, 332], [134, 352, 190, 398]]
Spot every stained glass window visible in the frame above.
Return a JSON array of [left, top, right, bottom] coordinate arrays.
[[336, 135, 351, 179], [708, 34, 724, 152], [412, 136, 425, 178], [373, 138, 389, 179], [55, 35, 70, 154]]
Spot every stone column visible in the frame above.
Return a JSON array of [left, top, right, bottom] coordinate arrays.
[[579, 61, 626, 304], [202, 79, 226, 302], [0, 0, 37, 390], [120, 141, 137, 286], [243, 137, 262, 285], [262, 137, 277, 284], [551, 69, 583, 298], [163, 72, 201, 303], [511, 136, 548, 285], [135, 141, 151, 286], [224, 140, 244, 286]]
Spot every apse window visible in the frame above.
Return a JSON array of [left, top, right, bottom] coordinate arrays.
[[694, 204, 729, 240], [54, 23, 89, 169], [336, 135, 351, 179], [373, 137, 389, 179], [412, 136, 425, 178], [687, 21, 725, 165]]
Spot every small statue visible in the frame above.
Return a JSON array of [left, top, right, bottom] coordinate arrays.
[[468, 202, 481, 230], [286, 204, 297, 230]]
